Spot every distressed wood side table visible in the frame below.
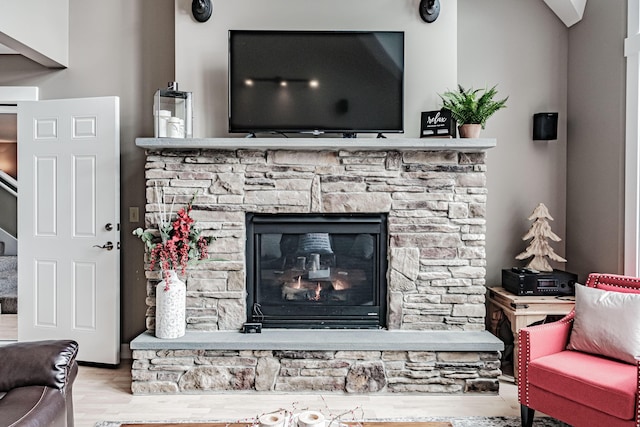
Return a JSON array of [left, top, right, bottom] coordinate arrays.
[[486, 286, 575, 383]]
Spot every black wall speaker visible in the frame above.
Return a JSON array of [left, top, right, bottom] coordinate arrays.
[[192, 0, 213, 22], [419, 0, 440, 23], [533, 112, 558, 140]]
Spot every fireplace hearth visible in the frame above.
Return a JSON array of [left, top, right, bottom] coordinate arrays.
[[246, 213, 387, 328]]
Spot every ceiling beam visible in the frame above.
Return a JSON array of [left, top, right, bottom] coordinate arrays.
[[543, 0, 587, 27]]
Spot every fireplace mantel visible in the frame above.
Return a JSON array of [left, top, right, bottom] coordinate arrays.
[[135, 137, 496, 152]]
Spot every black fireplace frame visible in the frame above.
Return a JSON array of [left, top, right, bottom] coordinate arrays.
[[245, 213, 388, 329]]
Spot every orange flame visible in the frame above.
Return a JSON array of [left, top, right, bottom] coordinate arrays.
[[313, 283, 322, 301], [292, 276, 301, 289], [333, 279, 346, 291]]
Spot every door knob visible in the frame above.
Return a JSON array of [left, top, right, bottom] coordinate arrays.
[[93, 241, 114, 251], [105, 223, 113, 231]]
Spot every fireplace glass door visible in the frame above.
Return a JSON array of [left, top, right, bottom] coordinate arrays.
[[246, 213, 387, 328]]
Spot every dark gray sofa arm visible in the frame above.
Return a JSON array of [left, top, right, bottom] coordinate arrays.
[[0, 340, 79, 392]]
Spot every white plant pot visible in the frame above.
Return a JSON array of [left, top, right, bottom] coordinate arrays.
[[155, 270, 186, 339]]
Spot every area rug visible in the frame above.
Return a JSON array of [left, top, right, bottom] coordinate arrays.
[[95, 417, 569, 427]]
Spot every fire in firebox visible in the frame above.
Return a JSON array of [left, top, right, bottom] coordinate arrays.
[[245, 213, 388, 328], [281, 273, 352, 302]]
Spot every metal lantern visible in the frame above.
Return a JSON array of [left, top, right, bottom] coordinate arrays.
[[153, 82, 192, 138]]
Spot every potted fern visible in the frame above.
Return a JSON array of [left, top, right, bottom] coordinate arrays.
[[439, 84, 508, 138]]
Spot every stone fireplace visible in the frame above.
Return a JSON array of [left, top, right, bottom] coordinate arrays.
[[130, 138, 503, 395]]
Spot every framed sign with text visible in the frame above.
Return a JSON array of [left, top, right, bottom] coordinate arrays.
[[420, 109, 456, 138]]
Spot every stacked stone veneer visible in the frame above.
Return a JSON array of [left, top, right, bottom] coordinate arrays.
[[132, 349, 500, 394], [134, 146, 495, 394], [143, 148, 487, 332]]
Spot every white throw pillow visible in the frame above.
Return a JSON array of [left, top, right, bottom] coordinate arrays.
[[567, 283, 640, 364]]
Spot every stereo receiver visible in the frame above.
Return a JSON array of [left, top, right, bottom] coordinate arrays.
[[502, 268, 577, 296]]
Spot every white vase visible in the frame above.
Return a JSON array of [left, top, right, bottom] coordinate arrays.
[[155, 270, 186, 339]]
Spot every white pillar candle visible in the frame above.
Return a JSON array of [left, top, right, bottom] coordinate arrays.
[[259, 413, 285, 427], [297, 411, 325, 427]]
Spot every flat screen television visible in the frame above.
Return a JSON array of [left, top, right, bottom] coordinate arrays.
[[228, 30, 404, 136]]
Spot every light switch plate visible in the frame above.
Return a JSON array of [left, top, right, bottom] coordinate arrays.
[[129, 207, 139, 223]]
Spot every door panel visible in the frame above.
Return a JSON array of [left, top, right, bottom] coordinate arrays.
[[73, 261, 96, 330], [35, 260, 57, 326], [35, 156, 57, 236], [18, 97, 120, 365], [73, 155, 96, 237], [35, 118, 58, 139], [73, 116, 97, 138]]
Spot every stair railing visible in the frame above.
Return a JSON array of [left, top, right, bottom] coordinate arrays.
[[0, 170, 17, 197], [0, 226, 17, 255], [0, 169, 18, 255]]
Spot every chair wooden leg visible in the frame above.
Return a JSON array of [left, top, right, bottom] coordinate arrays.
[[521, 404, 535, 427]]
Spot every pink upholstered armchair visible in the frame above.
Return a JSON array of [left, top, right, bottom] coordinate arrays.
[[518, 273, 640, 427]]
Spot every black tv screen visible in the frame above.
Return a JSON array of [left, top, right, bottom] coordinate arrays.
[[228, 30, 404, 135]]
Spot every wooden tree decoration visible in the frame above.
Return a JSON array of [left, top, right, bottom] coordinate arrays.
[[515, 203, 567, 272]]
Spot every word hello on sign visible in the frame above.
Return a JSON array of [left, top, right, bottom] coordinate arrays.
[[420, 109, 456, 138]]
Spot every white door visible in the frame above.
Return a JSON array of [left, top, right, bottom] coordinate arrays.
[[17, 97, 120, 365]]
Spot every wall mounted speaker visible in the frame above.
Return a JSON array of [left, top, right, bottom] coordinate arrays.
[[419, 0, 440, 23], [533, 112, 558, 140], [192, 0, 213, 22]]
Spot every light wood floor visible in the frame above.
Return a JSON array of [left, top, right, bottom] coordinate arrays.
[[0, 314, 17, 340], [73, 362, 520, 427], [1, 315, 522, 427]]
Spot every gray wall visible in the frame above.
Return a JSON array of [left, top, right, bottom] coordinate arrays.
[[459, 0, 569, 285], [0, 0, 627, 344], [177, 0, 572, 288], [566, 1, 627, 282], [0, 0, 69, 67], [0, 0, 175, 342], [174, 0, 458, 139]]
